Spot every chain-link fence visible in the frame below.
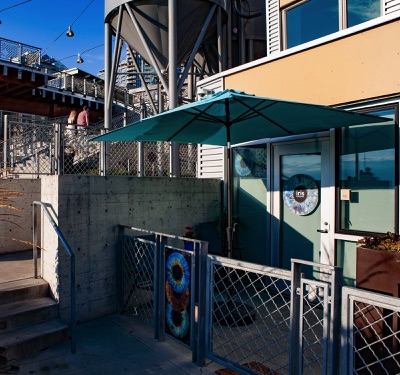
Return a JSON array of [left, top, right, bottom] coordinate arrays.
[[209, 261, 292, 374], [2, 110, 198, 178], [62, 124, 101, 175], [342, 287, 400, 374], [121, 235, 156, 326], [117, 224, 343, 375], [5, 117, 56, 176]]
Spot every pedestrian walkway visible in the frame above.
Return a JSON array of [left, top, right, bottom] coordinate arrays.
[[8, 314, 221, 375]]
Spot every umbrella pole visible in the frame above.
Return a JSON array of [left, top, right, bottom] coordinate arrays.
[[226, 142, 233, 258], [225, 99, 233, 259]]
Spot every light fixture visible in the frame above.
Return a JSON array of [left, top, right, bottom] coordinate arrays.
[[66, 25, 74, 37], [76, 53, 84, 64]]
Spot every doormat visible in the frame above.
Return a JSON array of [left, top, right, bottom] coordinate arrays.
[[215, 361, 281, 375]]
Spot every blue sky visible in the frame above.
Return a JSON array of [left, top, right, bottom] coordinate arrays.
[[0, 0, 106, 76]]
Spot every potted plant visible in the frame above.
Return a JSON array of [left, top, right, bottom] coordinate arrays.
[[183, 226, 195, 250], [356, 231, 400, 296]]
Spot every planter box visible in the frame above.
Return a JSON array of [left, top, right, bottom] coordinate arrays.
[[355, 247, 400, 373], [356, 247, 400, 296]]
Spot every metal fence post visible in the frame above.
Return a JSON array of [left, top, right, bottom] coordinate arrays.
[[290, 261, 302, 375], [116, 225, 125, 314], [330, 266, 343, 375], [54, 123, 61, 175], [195, 240, 208, 366], [32, 203, 39, 278], [155, 234, 166, 341], [3, 115, 8, 170], [341, 288, 351, 375]]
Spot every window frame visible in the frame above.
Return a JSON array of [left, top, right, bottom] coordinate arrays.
[[335, 103, 399, 237], [282, 0, 383, 50]]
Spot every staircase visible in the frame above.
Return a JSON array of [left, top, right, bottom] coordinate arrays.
[[0, 278, 69, 363]]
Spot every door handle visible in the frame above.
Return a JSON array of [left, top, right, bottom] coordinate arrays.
[[317, 229, 328, 233]]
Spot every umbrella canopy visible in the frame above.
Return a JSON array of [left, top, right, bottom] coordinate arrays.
[[90, 89, 389, 146], [90, 89, 391, 257]]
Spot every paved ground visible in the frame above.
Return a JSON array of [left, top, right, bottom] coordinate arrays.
[[8, 314, 221, 375], [0, 251, 222, 375], [0, 250, 35, 284]]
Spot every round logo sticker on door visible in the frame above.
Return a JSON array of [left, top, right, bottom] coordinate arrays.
[[283, 174, 319, 216]]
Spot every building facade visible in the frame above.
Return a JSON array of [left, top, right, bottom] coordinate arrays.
[[198, 0, 400, 285]]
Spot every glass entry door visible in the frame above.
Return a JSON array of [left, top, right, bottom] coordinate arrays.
[[271, 139, 332, 272]]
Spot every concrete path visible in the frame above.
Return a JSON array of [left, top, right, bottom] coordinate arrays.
[[7, 314, 221, 375], [0, 250, 35, 284], [0, 251, 222, 375]]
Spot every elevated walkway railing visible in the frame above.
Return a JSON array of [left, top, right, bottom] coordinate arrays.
[[0, 37, 41, 67], [32, 201, 76, 354], [2, 111, 198, 178]]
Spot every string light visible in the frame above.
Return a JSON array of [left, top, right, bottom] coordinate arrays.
[[59, 44, 103, 66], [42, 0, 96, 54]]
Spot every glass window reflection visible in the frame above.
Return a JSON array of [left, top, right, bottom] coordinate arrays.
[[347, 0, 381, 28], [286, 0, 339, 49], [339, 108, 396, 233]]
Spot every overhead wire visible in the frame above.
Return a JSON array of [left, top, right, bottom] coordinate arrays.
[[0, 0, 32, 14], [59, 43, 103, 61], [42, 0, 97, 55]]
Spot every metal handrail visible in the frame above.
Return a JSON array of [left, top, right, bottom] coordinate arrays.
[[32, 201, 76, 354]]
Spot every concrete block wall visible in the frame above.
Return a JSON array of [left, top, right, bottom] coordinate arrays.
[[0, 179, 41, 254], [40, 175, 221, 323]]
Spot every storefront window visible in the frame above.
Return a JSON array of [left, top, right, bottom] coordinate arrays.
[[339, 107, 396, 233]]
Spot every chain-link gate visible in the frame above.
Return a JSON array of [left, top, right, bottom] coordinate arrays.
[[207, 258, 292, 374], [120, 234, 156, 327], [206, 258, 342, 375]]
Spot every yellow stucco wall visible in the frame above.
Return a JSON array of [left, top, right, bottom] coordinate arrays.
[[224, 20, 400, 105]]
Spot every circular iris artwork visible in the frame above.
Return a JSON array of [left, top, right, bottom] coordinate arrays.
[[166, 281, 190, 311], [166, 302, 189, 338], [166, 252, 190, 293], [165, 249, 191, 345], [283, 174, 319, 216], [234, 149, 253, 177]]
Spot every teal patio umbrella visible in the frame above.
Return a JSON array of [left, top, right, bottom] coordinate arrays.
[[90, 89, 390, 257]]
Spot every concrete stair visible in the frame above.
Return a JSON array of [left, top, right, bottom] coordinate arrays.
[[0, 278, 69, 362]]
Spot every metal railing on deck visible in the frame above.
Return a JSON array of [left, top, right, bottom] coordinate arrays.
[[0, 38, 41, 67], [32, 201, 76, 354]]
